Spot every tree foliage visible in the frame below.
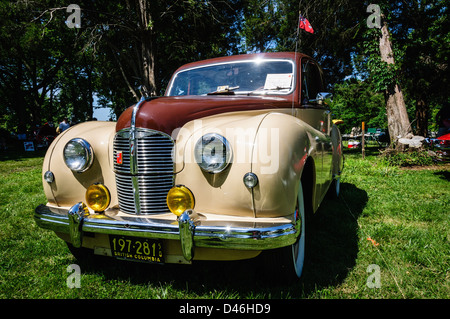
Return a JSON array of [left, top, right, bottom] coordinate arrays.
[[0, 0, 448, 140], [330, 78, 386, 133], [0, 0, 244, 131], [241, 0, 367, 86], [353, 1, 449, 137], [0, 0, 83, 132]]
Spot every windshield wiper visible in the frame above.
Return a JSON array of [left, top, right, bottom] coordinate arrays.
[[246, 86, 291, 95], [207, 86, 239, 95]]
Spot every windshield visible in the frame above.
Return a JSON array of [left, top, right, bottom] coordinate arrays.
[[167, 59, 295, 96]]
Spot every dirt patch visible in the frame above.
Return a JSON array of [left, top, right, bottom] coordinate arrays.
[[399, 163, 450, 171]]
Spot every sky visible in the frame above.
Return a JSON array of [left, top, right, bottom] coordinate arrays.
[[93, 107, 114, 121]]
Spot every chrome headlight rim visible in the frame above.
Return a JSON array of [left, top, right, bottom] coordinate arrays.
[[194, 133, 232, 174], [63, 138, 94, 173]]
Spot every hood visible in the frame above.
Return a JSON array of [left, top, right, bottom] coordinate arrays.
[[116, 95, 293, 136]]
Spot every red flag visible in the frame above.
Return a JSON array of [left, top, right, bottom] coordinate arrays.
[[299, 15, 314, 34]]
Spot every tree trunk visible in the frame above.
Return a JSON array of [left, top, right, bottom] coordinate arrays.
[[415, 98, 428, 137], [379, 21, 411, 146], [15, 63, 27, 133], [137, 0, 157, 96]]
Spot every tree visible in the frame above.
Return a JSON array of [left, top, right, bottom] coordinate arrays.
[[0, 1, 74, 131], [378, 17, 412, 144], [359, 8, 412, 146], [2, 0, 447, 137], [240, 0, 368, 86], [0, 1, 245, 129], [240, 0, 282, 52], [357, 1, 450, 141], [395, 0, 449, 136], [77, 0, 244, 116], [0, 1, 106, 131]]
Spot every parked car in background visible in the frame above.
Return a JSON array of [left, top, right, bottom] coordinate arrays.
[[348, 140, 361, 149], [433, 132, 450, 162], [34, 52, 344, 279], [34, 122, 57, 149]]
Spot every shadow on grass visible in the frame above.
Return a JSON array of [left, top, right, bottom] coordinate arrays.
[[69, 182, 367, 298], [434, 170, 450, 181], [0, 145, 46, 161]]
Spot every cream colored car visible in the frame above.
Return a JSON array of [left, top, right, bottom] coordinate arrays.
[[35, 52, 343, 279]]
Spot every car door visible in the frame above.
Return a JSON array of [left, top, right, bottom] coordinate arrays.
[[298, 59, 333, 201]]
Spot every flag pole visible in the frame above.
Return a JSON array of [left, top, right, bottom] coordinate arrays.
[[293, 7, 302, 115], [295, 0, 302, 55], [295, 10, 301, 55]]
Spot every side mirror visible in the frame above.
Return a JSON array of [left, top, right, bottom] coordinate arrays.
[[317, 92, 333, 105], [309, 92, 333, 105]]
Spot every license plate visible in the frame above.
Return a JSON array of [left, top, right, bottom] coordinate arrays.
[[109, 235, 164, 264]]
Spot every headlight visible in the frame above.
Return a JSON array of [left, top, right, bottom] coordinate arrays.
[[194, 133, 232, 173], [63, 138, 94, 172]]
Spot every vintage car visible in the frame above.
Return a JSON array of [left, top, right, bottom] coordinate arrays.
[[34, 52, 343, 279]]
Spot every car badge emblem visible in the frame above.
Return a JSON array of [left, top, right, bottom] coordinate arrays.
[[117, 151, 123, 165]]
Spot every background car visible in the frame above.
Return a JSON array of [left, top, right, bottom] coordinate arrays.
[[433, 132, 450, 161], [348, 139, 361, 149]]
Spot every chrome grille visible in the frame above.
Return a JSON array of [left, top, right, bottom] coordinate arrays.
[[115, 174, 174, 214], [113, 128, 174, 214]]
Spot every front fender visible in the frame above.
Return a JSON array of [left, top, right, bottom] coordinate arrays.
[[330, 124, 344, 176], [173, 110, 270, 217], [42, 121, 117, 208], [251, 112, 320, 218], [174, 110, 320, 219]]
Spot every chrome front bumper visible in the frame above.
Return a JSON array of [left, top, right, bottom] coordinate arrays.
[[34, 203, 300, 262]]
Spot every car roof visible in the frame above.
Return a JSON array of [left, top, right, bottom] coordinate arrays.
[[174, 52, 311, 73]]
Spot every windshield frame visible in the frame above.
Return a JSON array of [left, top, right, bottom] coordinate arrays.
[[166, 58, 297, 97]]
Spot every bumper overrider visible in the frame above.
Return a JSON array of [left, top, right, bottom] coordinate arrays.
[[34, 203, 300, 262]]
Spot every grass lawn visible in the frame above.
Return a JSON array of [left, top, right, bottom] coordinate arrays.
[[0, 146, 448, 300]]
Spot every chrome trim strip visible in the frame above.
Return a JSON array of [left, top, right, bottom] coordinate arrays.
[[129, 97, 146, 214], [130, 97, 145, 134], [131, 175, 141, 214], [35, 204, 300, 251]]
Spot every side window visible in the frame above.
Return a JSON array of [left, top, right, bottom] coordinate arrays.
[[301, 60, 324, 104]]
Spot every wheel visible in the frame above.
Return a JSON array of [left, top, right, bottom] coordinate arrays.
[[327, 173, 341, 199], [334, 175, 341, 197], [328, 124, 343, 200], [290, 181, 306, 278], [263, 181, 307, 281]]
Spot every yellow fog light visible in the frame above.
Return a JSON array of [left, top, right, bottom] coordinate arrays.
[[166, 186, 195, 216], [85, 184, 111, 212]]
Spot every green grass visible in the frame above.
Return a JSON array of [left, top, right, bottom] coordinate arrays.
[[0, 146, 449, 299]]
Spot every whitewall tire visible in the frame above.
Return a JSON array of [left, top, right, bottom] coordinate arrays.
[[291, 181, 306, 278]]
